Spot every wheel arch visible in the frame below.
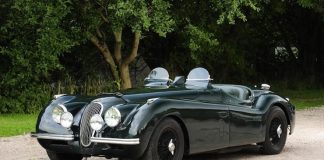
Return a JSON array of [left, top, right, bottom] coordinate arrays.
[[272, 103, 290, 125], [258, 94, 292, 126], [262, 102, 289, 154], [130, 102, 191, 158], [161, 115, 190, 156]]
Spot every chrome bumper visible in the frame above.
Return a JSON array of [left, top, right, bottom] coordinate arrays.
[[91, 137, 140, 145], [31, 133, 140, 145], [31, 133, 74, 141]]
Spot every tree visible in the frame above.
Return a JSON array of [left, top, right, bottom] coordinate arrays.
[[0, 0, 77, 113], [81, 0, 175, 89], [0, 0, 262, 113], [153, 0, 261, 82], [64, 0, 260, 89], [2, 0, 261, 90]]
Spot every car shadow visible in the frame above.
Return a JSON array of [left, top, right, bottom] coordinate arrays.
[[184, 145, 264, 160]]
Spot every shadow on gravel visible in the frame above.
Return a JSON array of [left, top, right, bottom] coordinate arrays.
[[184, 145, 263, 160]]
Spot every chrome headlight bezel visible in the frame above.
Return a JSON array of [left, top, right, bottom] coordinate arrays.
[[60, 112, 73, 128], [52, 104, 67, 124], [90, 114, 105, 131], [104, 107, 121, 128]]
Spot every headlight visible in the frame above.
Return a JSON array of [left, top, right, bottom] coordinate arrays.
[[104, 107, 121, 127], [52, 104, 67, 123], [60, 112, 73, 128], [90, 114, 104, 131]]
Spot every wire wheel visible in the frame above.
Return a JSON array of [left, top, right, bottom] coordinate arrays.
[[261, 106, 288, 155], [140, 118, 184, 160], [269, 118, 283, 145], [158, 129, 177, 160]]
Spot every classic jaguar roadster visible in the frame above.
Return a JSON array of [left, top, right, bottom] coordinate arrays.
[[31, 67, 295, 160]]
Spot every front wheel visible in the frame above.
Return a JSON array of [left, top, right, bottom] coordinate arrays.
[[261, 106, 288, 154], [140, 118, 185, 160], [46, 150, 83, 160]]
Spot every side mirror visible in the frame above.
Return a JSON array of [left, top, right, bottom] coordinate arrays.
[[172, 76, 185, 86]]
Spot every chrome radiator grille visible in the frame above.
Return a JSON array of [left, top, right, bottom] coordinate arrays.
[[80, 102, 102, 147]]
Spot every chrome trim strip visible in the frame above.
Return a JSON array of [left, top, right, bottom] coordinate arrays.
[[58, 104, 68, 112], [54, 94, 67, 99], [31, 133, 74, 141], [90, 137, 140, 145]]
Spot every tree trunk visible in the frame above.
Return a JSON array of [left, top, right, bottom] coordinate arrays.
[[89, 34, 120, 82], [120, 64, 132, 89], [114, 30, 122, 65], [119, 32, 141, 89], [90, 31, 141, 90]]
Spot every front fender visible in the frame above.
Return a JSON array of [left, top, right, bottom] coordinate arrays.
[[255, 93, 296, 135], [121, 99, 185, 157], [128, 99, 183, 137], [36, 95, 90, 134]]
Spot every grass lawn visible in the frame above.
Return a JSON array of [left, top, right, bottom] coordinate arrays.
[[277, 89, 324, 110], [0, 114, 38, 137]]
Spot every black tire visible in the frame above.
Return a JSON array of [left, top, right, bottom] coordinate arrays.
[[46, 150, 83, 160], [261, 106, 288, 155], [140, 118, 185, 160]]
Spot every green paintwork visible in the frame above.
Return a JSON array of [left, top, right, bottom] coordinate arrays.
[[35, 84, 295, 158]]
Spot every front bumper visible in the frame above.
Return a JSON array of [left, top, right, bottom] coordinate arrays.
[[91, 137, 140, 145], [31, 132, 140, 145], [31, 133, 74, 141], [31, 132, 144, 158]]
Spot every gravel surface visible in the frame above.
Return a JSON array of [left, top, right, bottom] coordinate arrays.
[[1, 107, 324, 160]]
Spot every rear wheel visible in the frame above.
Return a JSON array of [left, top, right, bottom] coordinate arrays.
[[261, 106, 288, 154], [140, 118, 185, 160], [46, 150, 83, 160]]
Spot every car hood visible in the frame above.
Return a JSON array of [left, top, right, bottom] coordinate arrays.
[[120, 87, 199, 104], [54, 87, 199, 112]]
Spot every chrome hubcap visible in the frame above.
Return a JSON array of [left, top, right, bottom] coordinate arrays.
[[277, 124, 282, 138], [168, 139, 175, 155]]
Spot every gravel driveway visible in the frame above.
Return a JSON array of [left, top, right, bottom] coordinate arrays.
[[1, 107, 324, 160]]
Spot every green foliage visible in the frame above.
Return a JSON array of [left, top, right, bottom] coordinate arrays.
[[298, 0, 317, 8], [2, 0, 324, 114], [108, 0, 173, 34], [54, 75, 119, 96], [169, 0, 261, 82], [76, 0, 176, 89], [0, 0, 82, 113], [212, 0, 260, 24], [185, 24, 219, 63], [0, 0, 79, 86], [2, 0, 176, 113], [0, 85, 52, 114], [297, 0, 324, 15], [83, 0, 175, 36]]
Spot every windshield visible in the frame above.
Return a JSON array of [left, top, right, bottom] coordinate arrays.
[[145, 67, 169, 80], [144, 67, 170, 88], [185, 67, 211, 89]]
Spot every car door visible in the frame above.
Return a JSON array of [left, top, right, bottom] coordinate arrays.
[[183, 89, 230, 154], [228, 103, 263, 146]]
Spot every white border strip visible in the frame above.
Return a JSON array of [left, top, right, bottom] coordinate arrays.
[[91, 137, 140, 145]]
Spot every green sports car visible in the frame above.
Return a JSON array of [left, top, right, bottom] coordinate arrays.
[[31, 67, 295, 160]]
